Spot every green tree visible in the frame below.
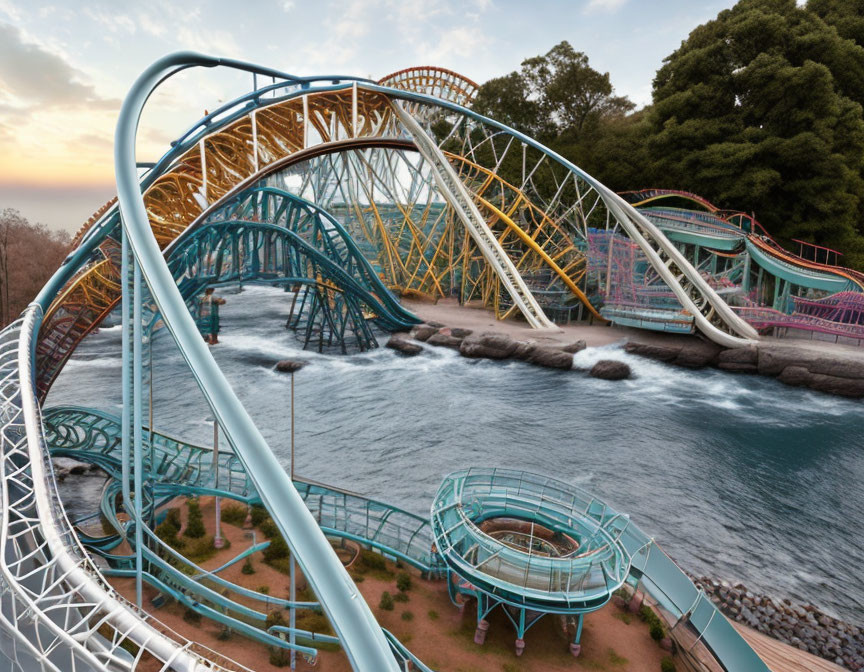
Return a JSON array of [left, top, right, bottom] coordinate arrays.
[[184, 498, 206, 538], [648, 0, 864, 265]]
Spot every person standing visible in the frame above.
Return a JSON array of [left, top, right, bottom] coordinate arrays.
[[198, 287, 226, 345]]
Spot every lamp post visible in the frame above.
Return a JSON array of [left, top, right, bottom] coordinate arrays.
[[275, 358, 304, 671]]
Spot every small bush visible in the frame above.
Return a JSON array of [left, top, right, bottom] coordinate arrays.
[[359, 549, 387, 572], [351, 573, 365, 583], [263, 535, 290, 563], [396, 571, 412, 592], [660, 657, 677, 672], [650, 621, 665, 641], [250, 504, 268, 527], [184, 499, 206, 538], [401, 610, 413, 622], [258, 585, 270, 595], [241, 558, 255, 575], [428, 610, 439, 621], [164, 508, 181, 528], [393, 592, 409, 603], [183, 608, 201, 624], [221, 504, 247, 527], [154, 519, 180, 548], [259, 517, 279, 538], [266, 610, 285, 629], [269, 647, 290, 667], [379, 591, 394, 611]]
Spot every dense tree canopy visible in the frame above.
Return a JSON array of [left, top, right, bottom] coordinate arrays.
[[648, 0, 864, 264], [473, 1, 864, 268], [0, 209, 70, 327]]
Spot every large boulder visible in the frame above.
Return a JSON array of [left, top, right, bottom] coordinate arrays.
[[525, 346, 574, 370], [386, 334, 423, 356], [426, 328, 464, 349], [460, 332, 517, 360], [624, 342, 680, 362], [511, 341, 538, 361], [589, 360, 631, 380], [410, 324, 439, 342], [673, 340, 721, 368], [717, 346, 759, 373], [777, 365, 813, 387], [757, 345, 864, 379], [561, 339, 587, 354]]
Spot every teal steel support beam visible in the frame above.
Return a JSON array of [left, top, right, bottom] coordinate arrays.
[[114, 51, 399, 672]]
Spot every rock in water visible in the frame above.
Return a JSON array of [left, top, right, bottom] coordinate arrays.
[[561, 339, 587, 354], [450, 327, 474, 338], [386, 335, 423, 356], [410, 324, 439, 341], [525, 346, 574, 370], [460, 332, 517, 360], [275, 359, 306, 373], [589, 360, 631, 380], [426, 330, 464, 349]]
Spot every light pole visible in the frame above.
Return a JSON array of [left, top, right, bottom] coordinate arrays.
[[275, 358, 304, 671]]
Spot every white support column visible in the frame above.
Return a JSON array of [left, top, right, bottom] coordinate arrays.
[[199, 138, 208, 205], [251, 109, 260, 173]]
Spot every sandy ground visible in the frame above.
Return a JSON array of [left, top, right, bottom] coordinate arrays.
[[402, 298, 635, 348], [109, 496, 671, 672]]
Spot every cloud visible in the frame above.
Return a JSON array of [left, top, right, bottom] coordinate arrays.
[[0, 23, 119, 110], [584, 0, 627, 13]]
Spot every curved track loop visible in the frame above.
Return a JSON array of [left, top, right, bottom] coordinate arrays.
[[378, 66, 479, 108]]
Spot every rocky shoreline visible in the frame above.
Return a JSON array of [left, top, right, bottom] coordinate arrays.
[[625, 338, 864, 399], [388, 322, 635, 379], [692, 575, 863, 671]]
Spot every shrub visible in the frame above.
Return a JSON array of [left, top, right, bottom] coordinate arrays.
[[154, 519, 180, 548], [428, 610, 439, 621], [184, 499, 206, 538], [379, 591, 394, 611], [396, 571, 412, 593], [351, 573, 365, 583], [259, 517, 279, 538], [263, 535, 290, 563], [182, 608, 201, 624], [393, 592, 409, 603], [661, 657, 676, 672], [164, 508, 181, 528], [265, 610, 285, 629], [359, 549, 387, 572], [650, 621, 665, 641], [269, 648, 290, 667], [258, 585, 270, 595], [241, 558, 255, 575], [250, 504, 268, 527], [401, 610, 414, 622], [221, 504, 247, 527]]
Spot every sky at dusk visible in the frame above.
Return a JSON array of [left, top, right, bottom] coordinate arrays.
[[0, 0, 744, 233]]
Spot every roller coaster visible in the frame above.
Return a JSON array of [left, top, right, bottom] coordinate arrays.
[[6, 50, 852, 670]]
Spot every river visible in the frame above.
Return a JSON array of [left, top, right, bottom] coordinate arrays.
[[49, 285, 864, 623]]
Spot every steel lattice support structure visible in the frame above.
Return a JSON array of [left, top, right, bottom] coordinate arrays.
[[0, 53, 776, 672]]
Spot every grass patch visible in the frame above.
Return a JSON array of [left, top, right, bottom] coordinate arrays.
[[428, 609, 439, 621], [608, 648, 628, 666], [613, 611, 632, 624], [393, 592, 409, 603], [401, 610, 414, 622]]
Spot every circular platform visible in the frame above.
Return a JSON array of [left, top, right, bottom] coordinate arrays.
[[431, 468, 632, 612]]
